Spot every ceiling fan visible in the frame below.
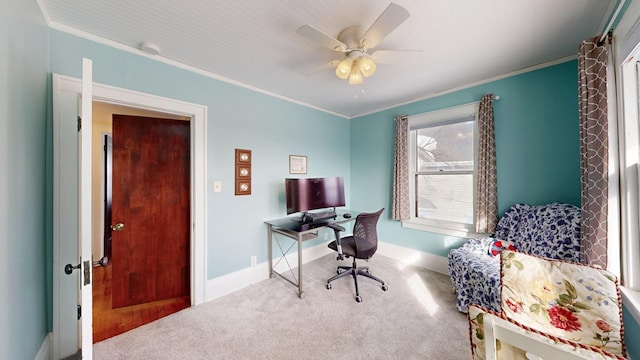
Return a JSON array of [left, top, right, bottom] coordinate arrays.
[[296, 3, 417, 85]]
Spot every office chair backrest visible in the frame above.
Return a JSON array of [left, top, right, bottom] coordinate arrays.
[[353, 208, 384, 259]]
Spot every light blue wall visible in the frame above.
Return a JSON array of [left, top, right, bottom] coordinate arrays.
[[1, 0, 50, 358], [47, 30, 351, 281], [350, 60, 581, 257]]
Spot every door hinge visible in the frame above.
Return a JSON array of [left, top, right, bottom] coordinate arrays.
[[77, 116, 82, 132], [77, 305, 81, 320]]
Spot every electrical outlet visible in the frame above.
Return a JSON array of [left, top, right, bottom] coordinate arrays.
[[251, 256, 257, 267]]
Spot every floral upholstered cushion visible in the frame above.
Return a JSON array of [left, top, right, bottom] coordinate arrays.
[[448, 237, 502, 312], [468, 304, 625, 360], [496, 203, 581, 262], [500, 250, 626, 358], [493, 203, 529, 241]]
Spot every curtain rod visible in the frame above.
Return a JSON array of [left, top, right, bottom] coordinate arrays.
[[599, 0, 626, 43]]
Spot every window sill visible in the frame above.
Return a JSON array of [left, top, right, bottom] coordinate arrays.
[[621, 286, 640, 324], [401, 219, 485, 238]]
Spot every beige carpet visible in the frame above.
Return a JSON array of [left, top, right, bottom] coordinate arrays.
[[93, 254, 470, 359]]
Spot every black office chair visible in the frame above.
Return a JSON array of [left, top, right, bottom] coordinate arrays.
[[326, 208, 387, 302]]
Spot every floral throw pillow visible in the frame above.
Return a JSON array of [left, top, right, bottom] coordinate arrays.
[[500, 250, 626, 358], [487, 238, 516, 257]]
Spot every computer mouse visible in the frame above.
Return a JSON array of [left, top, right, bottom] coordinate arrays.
[[343, 213, 351, 219]]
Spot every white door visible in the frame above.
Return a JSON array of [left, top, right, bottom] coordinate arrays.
[[52, 58, 93, 359], [79, 58, 94, 359]]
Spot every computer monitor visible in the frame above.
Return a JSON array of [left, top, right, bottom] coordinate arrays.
[[285, 177, 345, 215]]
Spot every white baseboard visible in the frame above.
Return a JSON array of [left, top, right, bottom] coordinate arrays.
[[376, 241, 449, 275], [35, 333, 51, 360], [204, 240, 449, 303], [204, 241, 333, 302]]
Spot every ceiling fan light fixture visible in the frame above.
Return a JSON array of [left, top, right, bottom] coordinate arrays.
[[348, 63, 363, 85], [335, 58, 353, 80], [358, 56, 376, 77], [297, 3, 412, 87]]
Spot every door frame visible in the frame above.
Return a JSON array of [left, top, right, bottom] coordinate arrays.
[[52, 73, 207, 358]]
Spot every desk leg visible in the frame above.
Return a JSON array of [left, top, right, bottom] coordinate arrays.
[[268, 225, 274, 278], [297, 233, 304, 298]]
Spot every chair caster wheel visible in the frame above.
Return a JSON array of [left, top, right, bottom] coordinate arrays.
[[382, 284, 388, 291], [355, 296, 362, 303], [326, 283, 332, 290]]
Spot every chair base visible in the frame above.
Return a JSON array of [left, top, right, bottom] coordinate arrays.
[[326, 258, 388, 302]]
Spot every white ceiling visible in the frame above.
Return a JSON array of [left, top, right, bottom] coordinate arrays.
[[39, 0, 617, 118]]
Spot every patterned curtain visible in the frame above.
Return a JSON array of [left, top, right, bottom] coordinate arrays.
[[475, 94, 498, 234], [578, 35, 609, 268], [392, 115, 410, 221]]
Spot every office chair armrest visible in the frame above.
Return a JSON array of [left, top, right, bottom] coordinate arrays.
[[328, 223, 346, 260]]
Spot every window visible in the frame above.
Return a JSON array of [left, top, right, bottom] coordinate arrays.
[[618, 21, 640, 321], [403, 102, 479, 237], [620, 47, 640, 300]]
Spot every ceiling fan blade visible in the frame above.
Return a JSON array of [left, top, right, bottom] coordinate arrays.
[[370, 50, 421, 64], [300, 60, 340, 76], [296, 25, 347, 52], [360, 3, 410, 49]]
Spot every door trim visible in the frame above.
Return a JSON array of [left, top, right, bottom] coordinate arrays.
[[52, 74, 207, 357]]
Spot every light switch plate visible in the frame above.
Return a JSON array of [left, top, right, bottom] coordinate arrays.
[[213, 181, 222, 192]]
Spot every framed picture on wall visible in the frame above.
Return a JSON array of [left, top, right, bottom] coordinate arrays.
[[235, 148, 251, 195], [289, 155, 307, 174]]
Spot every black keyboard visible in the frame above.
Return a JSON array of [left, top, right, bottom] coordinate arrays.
[[304, 210, 336, 223]]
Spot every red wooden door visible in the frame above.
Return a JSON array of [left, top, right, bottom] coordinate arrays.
[[111, 115, 190, 308]]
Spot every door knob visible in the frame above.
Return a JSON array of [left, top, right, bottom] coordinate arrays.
[[64, 261, 91, 285], [92, 256, 109, 267], [111, 223, 125, 231], [64, 263, 81, 275]]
